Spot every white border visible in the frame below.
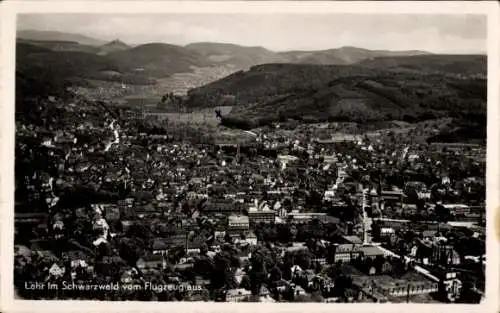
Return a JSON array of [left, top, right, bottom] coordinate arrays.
[[1, 1, 499, 313]]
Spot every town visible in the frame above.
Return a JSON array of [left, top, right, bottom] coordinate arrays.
[[14, 93, 486, 303]]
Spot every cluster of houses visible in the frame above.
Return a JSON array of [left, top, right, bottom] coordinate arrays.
[[14, 96, 485, 303]]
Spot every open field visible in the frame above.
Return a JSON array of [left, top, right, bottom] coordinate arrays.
[[143, 106, 234, 125]]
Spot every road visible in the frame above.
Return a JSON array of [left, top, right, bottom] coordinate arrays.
[[376, 245, 440, 282]]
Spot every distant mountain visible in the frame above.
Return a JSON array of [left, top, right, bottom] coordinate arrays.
[[186, 43, 431, 68], [16, 42, 126, 101], [279, 46, 430, 65], [16, 36, 438, 85], [17, 30, 107, 46], [185, 57, 486, 128], [108, 43, 215, 78], [98, 39, 131, 55], [16, 41, 218, 90], [185, 42, 288, 69], [358, 54, 486, 77], [16, 37, 486, 129], [17, 38, 100, 53]]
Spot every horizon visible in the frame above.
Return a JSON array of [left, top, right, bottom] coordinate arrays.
[[17, 30, 488, 56], [17, 13, 487, 54]]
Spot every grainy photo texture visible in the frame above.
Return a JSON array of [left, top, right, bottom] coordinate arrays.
[[13, 12, 487, 304]]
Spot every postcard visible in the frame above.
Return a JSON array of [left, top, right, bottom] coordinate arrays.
[[1, 1, 499, 313]]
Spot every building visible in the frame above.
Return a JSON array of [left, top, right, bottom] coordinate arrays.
[[152, 238, 169, 256], [226, 288, 252, 302], [432, 269, 463, 302], [228, 215, 250, 230], [429, 142, 482, 153], [442, 204, 470, 216], [287, 212, 335, 224], [359, 245, 386, 260], [431, 244, 461, 266], [378, 281, 439, 298], [342, 235, 363, 244], [402, 204, 418, 216], [136, 254, 166, 270], [277, 155, 299, 170], [15, 212, 49, 227], [204, 199, 241, 215], [248, 200, 276, 224], [48, 263, 65, 278], [333, 244, 362, 263], [381, 190, 404, 208]]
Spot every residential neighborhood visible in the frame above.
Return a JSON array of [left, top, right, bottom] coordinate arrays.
[[15, 94, 485, 303]]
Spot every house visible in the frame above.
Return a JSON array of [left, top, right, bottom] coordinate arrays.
[[292, 284, 306, 296], [359, 246, 386, 260], [48, 262, 65, 278], [136, 254, 166, 270], [380, 227, 395, 239], [285, 242, 309, 253], [228, 215, 250, 230], [152, 238, 169, 255], [276, 279, 289, 292], [248, 200, 276, 224], [204, 199, 241, 215], [291, 265, 303, 277], [14, 245, 31, 258], [342, 235, 363, 244], [443, 204, 470, 216], [248, 209, 275, 224], [66, 250, 90, 268], [422, 230, 437, 239], [402, 204, 418, 215], [259, 286, 270, 297], [226, 288, 252, 302], [121, 220, 133, 232], [312, 258, 327, 265], [102, 255, 125, 265], [243, 231, 258, 246], [410, 245, 419, 257], [53, 220, 64, 231], [104, 205, 121, 221], [186, 235, 206, 255], [380, 260, 393, 275], [381, 190, 404, 207], [417, 191, 431, 200], [194, 276, 211, 287], [333, 244, 362, 262], [121, 270, 134, 284], [368, 266, 377, 276]]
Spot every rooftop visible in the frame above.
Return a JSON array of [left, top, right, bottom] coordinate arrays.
[[228, 215, 249, 224]]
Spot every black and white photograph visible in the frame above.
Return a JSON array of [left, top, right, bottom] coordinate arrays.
[[1, 1, 499, 311]]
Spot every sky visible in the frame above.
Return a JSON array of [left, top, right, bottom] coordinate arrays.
[[17, 13, 487, 53]]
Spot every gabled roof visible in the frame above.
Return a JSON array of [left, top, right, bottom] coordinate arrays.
[[141, 254, 164, 263], [152, 238, 169, 250]]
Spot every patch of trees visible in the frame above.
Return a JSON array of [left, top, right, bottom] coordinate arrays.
[[427, 125, 486, 143]]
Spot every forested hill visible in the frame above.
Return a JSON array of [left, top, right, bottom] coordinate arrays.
[[184, 55, 486, 128]]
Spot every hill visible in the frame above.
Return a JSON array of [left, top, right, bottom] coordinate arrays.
[[358, 54, 486, 77], [279, 46, 430, 65], [17, 30, 106, 46], [16, 39, 442, 91], [107, 43, 215, 78], [16, 38, 487, 131], [16, 42, 127, 102], [185, 58, 486, 129], [186, 43, 430, 68], [98, 39, 131, 55], [16, 41, 218, 92], [185, 42, 288, 69], [17, 38, 100, 53]]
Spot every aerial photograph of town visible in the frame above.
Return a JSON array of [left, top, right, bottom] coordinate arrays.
[[13, 11, 487, 304]]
